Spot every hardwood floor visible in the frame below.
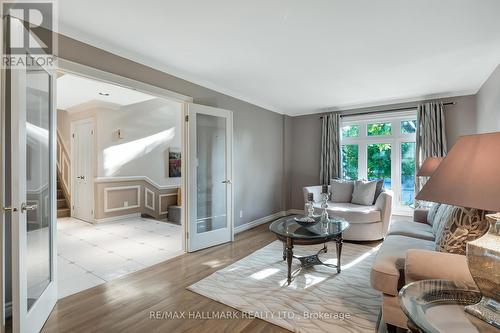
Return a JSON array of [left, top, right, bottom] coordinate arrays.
[[42, 223, 289, 333]]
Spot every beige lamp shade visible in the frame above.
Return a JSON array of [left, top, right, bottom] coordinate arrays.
[[416, 132, 500, 212], [417, 157, 444, 177]]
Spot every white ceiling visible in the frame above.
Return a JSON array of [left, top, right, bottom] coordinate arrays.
[[57, 74, 155, 112], [58, 0, 500, 116]]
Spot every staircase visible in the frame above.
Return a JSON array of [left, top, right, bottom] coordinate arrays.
[[57, 175, 70, 218]]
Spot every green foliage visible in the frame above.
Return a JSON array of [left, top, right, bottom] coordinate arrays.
[[401, 142, 416, 176], [342, 125, 359, 138], [368, 123, 391, 136], [367, 143, 391, 180], [341, 144, 358, 179]]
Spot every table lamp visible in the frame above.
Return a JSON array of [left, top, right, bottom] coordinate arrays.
[[416, 132, 500, 328], [416, 157, 444, 177]]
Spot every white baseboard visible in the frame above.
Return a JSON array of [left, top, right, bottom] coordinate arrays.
[[94, 213, 141, 224], [234, 211, 287, 234]]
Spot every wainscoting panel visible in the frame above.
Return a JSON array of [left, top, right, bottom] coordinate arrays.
[[104, 185, 141, 213], [145, 187, 155, 211], [159, 193, 177, 215], [57, 130, 71, 198], [94, 177, 180, 221]]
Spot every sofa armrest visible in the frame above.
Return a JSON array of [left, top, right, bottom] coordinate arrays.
[[375, 189, 393, 236], [302, 185, 328, 207], [405, 249, 476, 287], [413, 208, 429, 224]]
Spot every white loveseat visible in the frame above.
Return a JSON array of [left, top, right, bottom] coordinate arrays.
[[303, 184, 393, 241]]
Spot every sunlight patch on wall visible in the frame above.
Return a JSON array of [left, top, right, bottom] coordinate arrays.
[[103, 128, 175, 176]]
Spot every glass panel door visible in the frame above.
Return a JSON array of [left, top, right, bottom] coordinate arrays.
[[196, 114, 227, 234], [187, 103, 233, 252], [3, 15, 57, 333], [26, 68, 52, 310]]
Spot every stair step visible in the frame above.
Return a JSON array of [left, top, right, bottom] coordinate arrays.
[[57, 189, 64, 198], [57, 199, 68, 209], [57, 208, 70, 218]]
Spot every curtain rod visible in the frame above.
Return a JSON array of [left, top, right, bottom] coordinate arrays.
[[319, 101, 456, 119]]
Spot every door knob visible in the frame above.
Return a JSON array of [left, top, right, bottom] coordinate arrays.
[[222, 180, 232, 184], [21, 203, 38, 213], [2, 206, 18, 213]]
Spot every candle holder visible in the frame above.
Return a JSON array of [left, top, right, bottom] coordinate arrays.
[[320, 185, 330, 224]]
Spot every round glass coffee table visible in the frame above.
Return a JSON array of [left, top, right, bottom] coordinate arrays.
[[399, 280, 497, 333], [269, 216, 350, 284]]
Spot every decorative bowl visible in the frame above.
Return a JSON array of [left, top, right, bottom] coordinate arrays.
[[294, 216, 320, 227]]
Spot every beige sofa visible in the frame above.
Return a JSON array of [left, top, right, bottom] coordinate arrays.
[[370, 205, 476, 330], [303, 185, 393, 241]]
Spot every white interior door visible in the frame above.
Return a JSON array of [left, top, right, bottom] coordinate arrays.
[[187, 103, 233, 252], [3, 16, 57, 333], [71, 120, 94, 222]]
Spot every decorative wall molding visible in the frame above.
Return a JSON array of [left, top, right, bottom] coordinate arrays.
[[145, 187, 155, 211], [158, 193, 176, 215], [103, 185, 141, 213], [95, 176, 179, 190], [56, 129, 71, 198], [95, 178, 179, 220]]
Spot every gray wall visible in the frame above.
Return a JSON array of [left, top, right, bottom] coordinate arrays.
[[286, 95, 478, 210], [476, 64, 500, 133], [57, 35, 285, 227]]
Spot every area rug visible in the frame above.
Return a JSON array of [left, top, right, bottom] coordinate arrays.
[[188, 240, 381, 333]]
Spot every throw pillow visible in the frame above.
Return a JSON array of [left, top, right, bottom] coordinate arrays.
[[432, 204, 453, 236], [372, 179, 385, 204], [351, 180, 378, 206], [426, 202, 441, 226], [435, 207, 488, 255], [330, 179, 354, 203]]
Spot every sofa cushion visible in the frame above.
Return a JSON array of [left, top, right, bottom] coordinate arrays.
[[313, 202, 381, 223], [435, 207, 488, 255], [387, 220, 435, 241], [370, 235, 434, 296], [330, 179, 354, 203], [351, 180, 378, 205]]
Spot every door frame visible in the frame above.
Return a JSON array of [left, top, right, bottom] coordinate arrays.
[[57, 58, 193, 253], [70, 117, 95, 222], [185, 103, 234, 252]]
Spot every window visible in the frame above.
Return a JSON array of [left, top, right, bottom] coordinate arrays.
[[401, 142, 416, 206], [401, 120, 417, 134], [342, 125, 359, 138], [367, 143, 392, 189], [341, 144, 358, 180], [340, 111, 417, 213], [367, 122, 391, 136]]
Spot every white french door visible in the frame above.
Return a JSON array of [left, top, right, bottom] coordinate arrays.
[[2, 16, 57, 333], [71, 119, 94, 222], [186, 103, 233, 252]]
